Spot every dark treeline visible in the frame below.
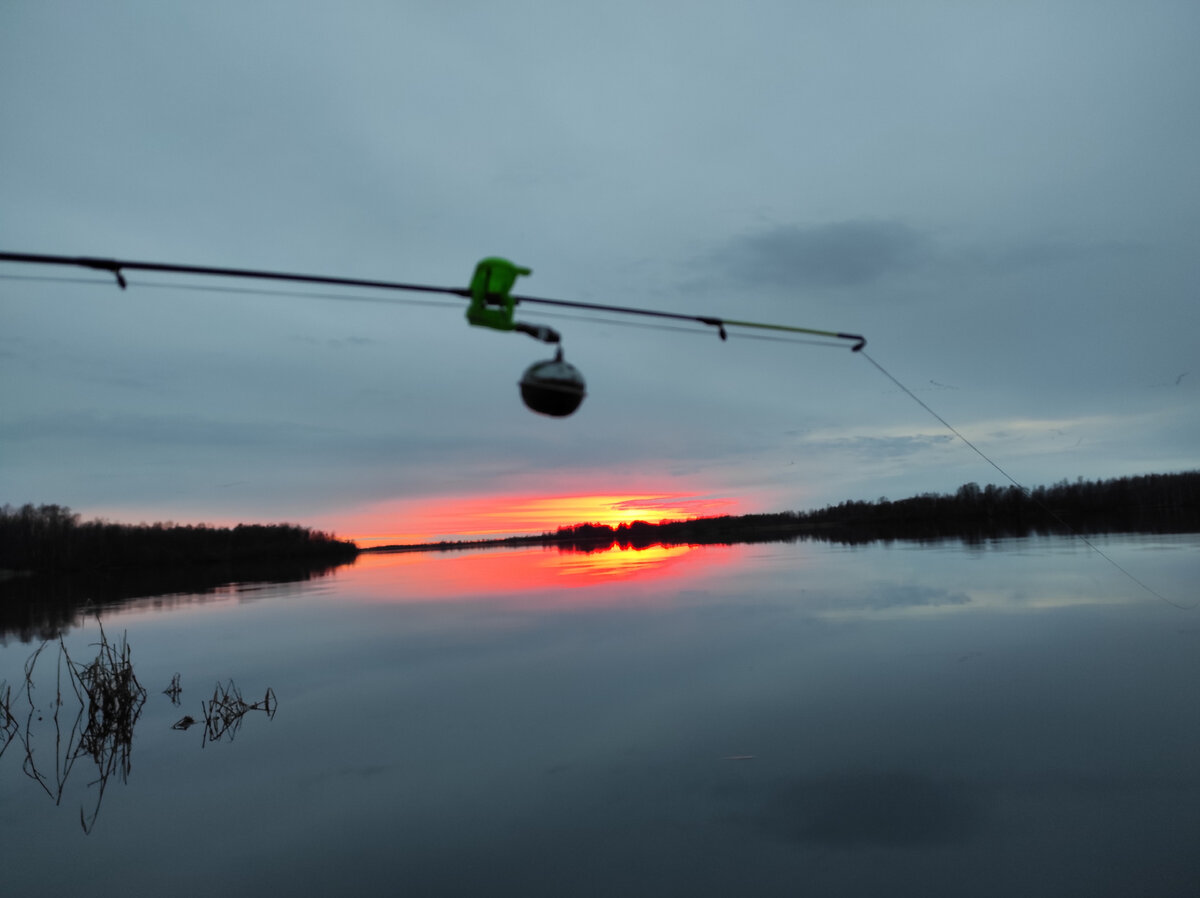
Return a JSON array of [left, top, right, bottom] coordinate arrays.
[[0, 504, 359, 573], [547, 471, 1200, 551]]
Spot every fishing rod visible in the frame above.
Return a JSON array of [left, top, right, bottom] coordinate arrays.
[[2, 250, 1188, 608], [0, 250, 866, 417]]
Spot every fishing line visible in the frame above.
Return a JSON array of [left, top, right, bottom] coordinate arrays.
[[0, 273, 114, 287], [728, 331, 851, 349], [133, 279, 459, 311], [130, 277, 740, 339], [0, 271, 464, 312], [0, 267, 845, 347], [512, 308, 719, 338], [521, 307, 853, 348], [859, 349, 1193, 610]]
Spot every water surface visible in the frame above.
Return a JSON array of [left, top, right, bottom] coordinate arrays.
[[2, 535, 1198, 896]]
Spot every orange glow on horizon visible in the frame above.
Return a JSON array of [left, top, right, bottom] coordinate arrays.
[[335, 492, 742, 548]]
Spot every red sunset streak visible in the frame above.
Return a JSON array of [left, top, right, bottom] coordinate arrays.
[[345, 541, 752, 603], [337, 492, 742, 548]]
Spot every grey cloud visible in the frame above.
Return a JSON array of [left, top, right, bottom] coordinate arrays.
[[1, 411, 334, 449], [707, 220, 929, 289], [953, 238, 1143, 277], [1, 403, 703, 511], [1, 411, 572, 476], [804, 434, 954, 460], [702, 220, 1140, 298]]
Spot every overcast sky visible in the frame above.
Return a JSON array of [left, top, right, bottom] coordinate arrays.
[[2, 1, 1197, 543]]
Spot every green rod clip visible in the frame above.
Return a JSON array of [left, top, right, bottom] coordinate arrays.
[[466, 257, 531, 332]]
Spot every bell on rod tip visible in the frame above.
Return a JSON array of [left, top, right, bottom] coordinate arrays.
[[519, 348, 586, 417]]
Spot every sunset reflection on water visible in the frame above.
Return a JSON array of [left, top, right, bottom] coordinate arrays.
[[344, 541, 752, 603]]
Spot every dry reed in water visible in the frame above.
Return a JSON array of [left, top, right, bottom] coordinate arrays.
[[201, 680, 277, 746], [15, 622, 147, 832]]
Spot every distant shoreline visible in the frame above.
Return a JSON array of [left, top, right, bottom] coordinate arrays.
[[364, 471, 1200, 555], [5, 470, 1197, 571], [359, 521, 837, 554]]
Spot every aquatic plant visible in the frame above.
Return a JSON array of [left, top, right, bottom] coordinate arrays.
[[0, 679, 16, 758], [16, 623, 147, 832], [163, 672, 182, 705], [201, 680, 277, 746], [5, 629, 280, 833]]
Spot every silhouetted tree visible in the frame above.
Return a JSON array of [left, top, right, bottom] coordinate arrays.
[[0, 505, 358, 573]]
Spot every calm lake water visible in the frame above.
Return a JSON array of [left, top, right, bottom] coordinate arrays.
[[3, 534, 1199, 897]]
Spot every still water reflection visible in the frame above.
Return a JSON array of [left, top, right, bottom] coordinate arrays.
[[2, 535, 1198, 897]]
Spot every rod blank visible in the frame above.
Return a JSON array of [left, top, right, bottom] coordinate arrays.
[[0, 250, 865, 349]]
